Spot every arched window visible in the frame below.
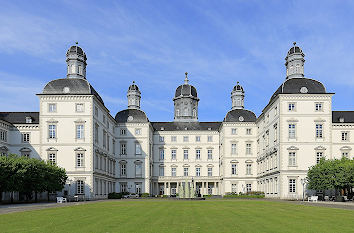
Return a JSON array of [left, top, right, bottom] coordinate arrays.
[[78, 65, 82, 75], [295, 64, 300, 73], [176, 109, 180, 116], [184, 108, 188, 116], [192, 109, 197, 117]]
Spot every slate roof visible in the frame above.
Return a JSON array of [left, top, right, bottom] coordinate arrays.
[[115, 109, 149, 123], [288, 46, 302, 55], [0, 112, 39, 124], [151, 122, 222, 131], [268, 78, 327, 106], [175, 84, 198, 98], [41, 78, 104, 105], [224, 109, 257, 122], [332, 111, 354, 123]]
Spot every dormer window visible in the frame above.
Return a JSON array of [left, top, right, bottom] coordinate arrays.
[[25, 117, 32, 124], [339, 117, 345, 123]]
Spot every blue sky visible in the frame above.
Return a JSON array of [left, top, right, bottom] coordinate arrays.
[[1, 0, 354, 121]]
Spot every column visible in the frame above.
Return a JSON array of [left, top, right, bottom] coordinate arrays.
[[167, 182, 170, 196], [164, 182, 167, 195], [213, 182, 216, 195], [202, 182, 204, 195]]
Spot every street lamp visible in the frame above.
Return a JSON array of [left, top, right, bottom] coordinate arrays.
[[300, 178, 307, 201]]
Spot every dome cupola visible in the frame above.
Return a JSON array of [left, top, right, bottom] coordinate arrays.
[[285, 42, 305, 79], [66, 42, 87, 79], [173, 72, 199, 122], [231, 81, 245, 110], [127, 81, 141, 109]]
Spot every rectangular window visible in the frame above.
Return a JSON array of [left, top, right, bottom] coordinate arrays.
[[94, 106, 98, 117], [207, 167, 212, 177], [159, 149, 165, 160], [171, 167, 176, 177], [171, 136, 177, 142], [207, 136, 213, 142], [76, 153, 84, 167], [135, 128, 141, 135], [183, 149, 188, 160], [231, 128, 237, 135], [75, 103, 84, 112], [159, 136, 164, 142], [246, 128, 252, 135], [274, 106, 278, 116], [103, 115, 106, 124], [103, 130, 107, 148], [195, 136, 201, 142], [288, 152, 296, 166], [159, 166, 164, 176], [48, 153, 56, 165], [196, 149, 201, 160], [120, 128, 126, 135], [208, 149, 213, 160], [288, 103, 295, 111], [121, 164, 126, 176], [288, 124, 296, 139], [342, 132, 349, 141], [171, 149, 176, 160], [22, 133, 30, 142], [95, 124, 99, 143], [231, 164, 237, 175], [316, 124, 323, 138], [120, 143, 126, 155], [316, 152, 323, 164], [135, 143, 142, 155], [184, 167, 189, 176], [77, 180, 84, 194], [135, 164, 142, 177], [246, 184, 252, 193], [231, 184, 237, 193], [48, 103, 56, 112], [315, 103, 323, 111], [113, 140, 116, 155], [76, 125, 84, 139], [48, 125, 56, 139], [25, 117, 32, 123], [246, 143, 252, 155], [246, 164, 252, 175], [231, 143, 237, 155], [120, 183, 127, 192], [289, 179, 296, 193], [183, 136, 188, 142], [196, 167, 201, 177]]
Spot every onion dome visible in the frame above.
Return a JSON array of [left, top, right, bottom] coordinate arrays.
[[66, 44, 87, 60]]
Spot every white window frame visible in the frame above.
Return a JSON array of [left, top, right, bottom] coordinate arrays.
[[196, 167, 201, 177], [231, 143, 237, 155], [76, 124, 84, 139], [76, 180, 84, 195], [196, 149, 201, 160], [231, 164, 237, 175], [120, 128, 126, 135], [288, 103, 296, 111], [171, 167, 176, 177], [246, 164, 252, 175], [75, 103, 84, 112], [22, 132, 30, 143], [48, 153, 56, 165], [207, 136, 213, 142], [289, 179, 296, 193], [288, 124, 296, 139], [246, 128, 252, 135], [316, 152, 323, 164], [159, 149, 165, 160], [171, 149, 177, 160], [48, 124, 56, 139], [184, 167, 189, 176], [48, 103, 57, 113], [288, 152, 296, 166], [76, 153, 84, 167], [159, 136, 164, 142], [341, 131, 349, 141], [315, 102, 323, 112], [159, 166, 164, 176], [246, 143, 252, 155], [207, 149, 213, 160], [120, 143, 127, 155], [208, 167, 212, 177], [231, 128, 237, 135], [171, 136, 177, 142], [135, 128, 141, 135], [135, 143, 142, 155], [316, 124, 323, 138], [183, 149, 188, 160], [183, 136, 189, 142], [195, 136, 201, 142]]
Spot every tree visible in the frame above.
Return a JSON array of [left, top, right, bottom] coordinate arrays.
[[0, 154, 68, 203], [307, 157, 354, 197]]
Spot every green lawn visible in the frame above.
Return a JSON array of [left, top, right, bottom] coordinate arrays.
[[1, 199, 354, 233]]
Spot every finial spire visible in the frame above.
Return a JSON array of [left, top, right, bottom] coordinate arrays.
[[184, 72, 189, 84], [133, 80, 135, 84], [237, 81, 239, 85], [75, 41, 79, 45], [293, 42, 296, 46]]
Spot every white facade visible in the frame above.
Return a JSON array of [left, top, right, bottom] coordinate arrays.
[[1, 43, 353, 200]]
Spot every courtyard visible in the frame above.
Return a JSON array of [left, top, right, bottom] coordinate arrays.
[[0, 199, 353, 233]]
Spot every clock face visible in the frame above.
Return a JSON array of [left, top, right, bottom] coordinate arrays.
[[63, 87, 70, 93], [239, 116, 244, 122], [300, 86, 308, 93], [127, 116, 134, 122]]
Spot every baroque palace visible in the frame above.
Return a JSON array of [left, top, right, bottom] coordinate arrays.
[[1, 43, 353, 200]]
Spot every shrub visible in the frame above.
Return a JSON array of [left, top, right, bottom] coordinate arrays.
[[141, 193, 149, 198], [108, 192, 122, 199]]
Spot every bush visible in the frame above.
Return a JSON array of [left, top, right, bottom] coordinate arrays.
[[141, 193, 149, 198], [108, 192, 122, 199]]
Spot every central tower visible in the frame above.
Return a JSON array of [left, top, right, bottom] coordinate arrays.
[[173, 72, 199, 122]]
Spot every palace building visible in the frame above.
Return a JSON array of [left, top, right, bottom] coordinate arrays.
[[1, 43, 353, 200]]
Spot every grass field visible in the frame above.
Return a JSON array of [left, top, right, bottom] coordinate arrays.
[[1, 199, 354, 233]]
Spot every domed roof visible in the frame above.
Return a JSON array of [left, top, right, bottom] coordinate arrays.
[[224, 109, 256, 122], [66, 44, 87, 60], [268, 78, 326, 105], [128, 81, 140, 91], [42, 78, 104, 105], [233, 82, 244, 92], [175, 84, 198, 98], [115, 109, 149, 123], [287, 42, 304, 55]]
